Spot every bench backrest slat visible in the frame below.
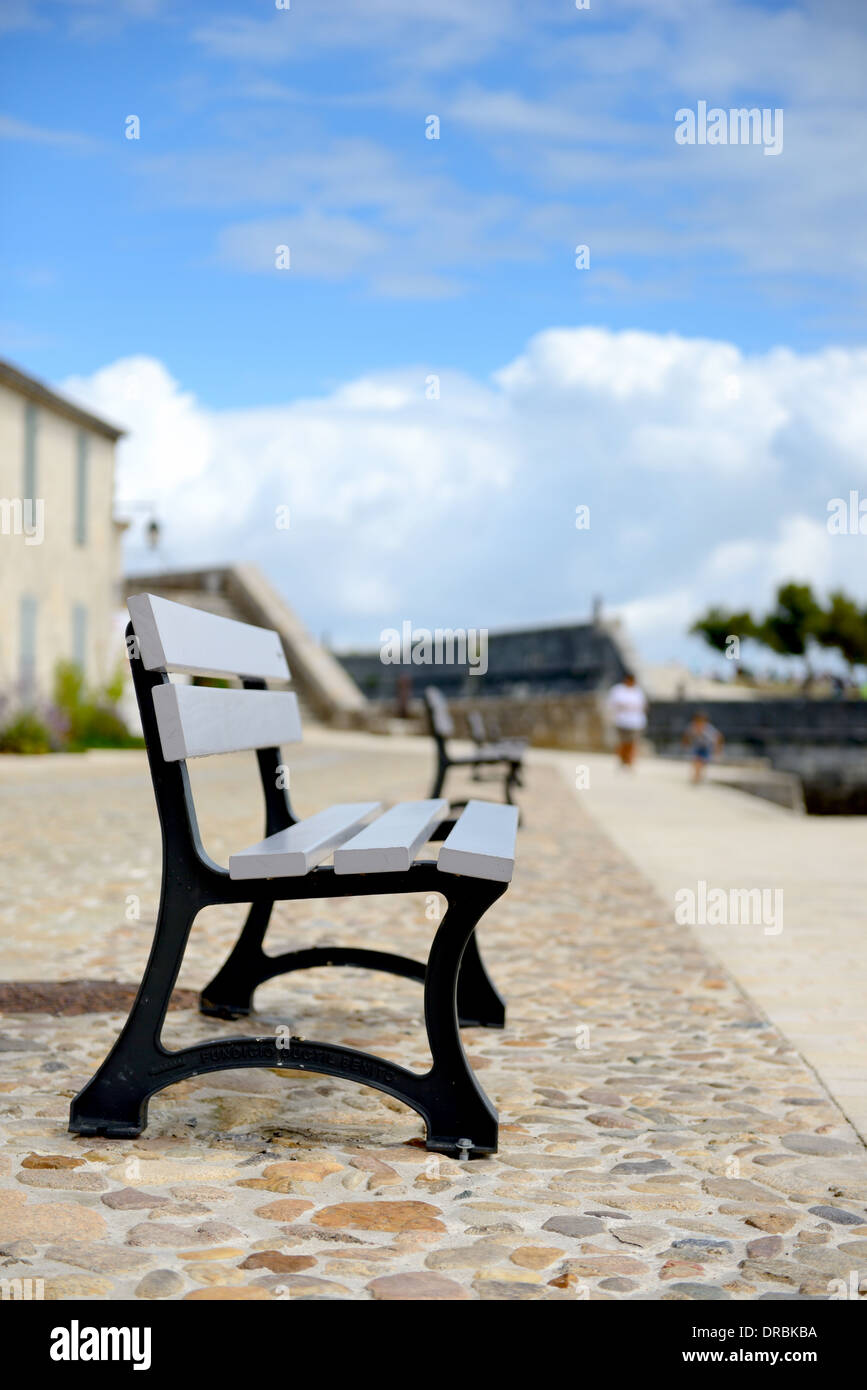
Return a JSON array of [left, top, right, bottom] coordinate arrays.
[[468, 710, 486, 743], [128, 593, 290, 682], [152, 684, 302, 761], [425, 686, 454, 738]]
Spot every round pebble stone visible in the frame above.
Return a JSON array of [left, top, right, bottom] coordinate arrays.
[[136, 1269, 186, 1299]]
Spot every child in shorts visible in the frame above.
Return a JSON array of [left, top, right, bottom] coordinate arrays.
[[682, 711, 724, 783]]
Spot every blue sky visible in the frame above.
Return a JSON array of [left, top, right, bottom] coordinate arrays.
[[3, 0, 864, 401], [3, 0, 867, 662]]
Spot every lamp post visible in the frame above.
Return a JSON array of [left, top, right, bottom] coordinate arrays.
[[118, 502, 162, 554]]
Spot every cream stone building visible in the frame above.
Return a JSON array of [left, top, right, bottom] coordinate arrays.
[[0, 358, 125, 706]]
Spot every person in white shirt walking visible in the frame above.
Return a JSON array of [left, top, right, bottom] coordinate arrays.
[[606, 671, 648, 768]]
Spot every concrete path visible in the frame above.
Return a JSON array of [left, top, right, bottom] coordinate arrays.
[[551, 751, 867, 1142]]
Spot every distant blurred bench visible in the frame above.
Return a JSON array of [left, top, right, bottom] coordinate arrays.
[[69, 594, 519, 1158], [468, 709, 528, 768], [425, 687, 526, 808]]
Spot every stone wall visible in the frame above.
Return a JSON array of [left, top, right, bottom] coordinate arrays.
[[648, 699, 867, 814], [425, 691, 609, 751], [648, 698, 867, 750]]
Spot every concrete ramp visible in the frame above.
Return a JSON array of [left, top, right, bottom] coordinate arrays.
[[123, 564, 367, 725]]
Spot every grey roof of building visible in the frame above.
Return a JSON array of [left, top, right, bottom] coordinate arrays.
[[0, 357, 126, 440]]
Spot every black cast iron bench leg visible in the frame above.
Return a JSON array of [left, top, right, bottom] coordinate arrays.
[[428, 738, 523, 819], [430, 752, 449, 800], [69, 875, 504, 1157], [453, 929, 506, 1028], [69, 876, 202, 1138], [199, 897, 505, 1029], [504, 761, 521, 805]]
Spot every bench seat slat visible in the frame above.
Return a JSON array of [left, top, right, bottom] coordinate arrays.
[[437, 799, 518, 883], [486, 739, 527, 757], [450, 748, 522, 767], [333, 799, 448, 875], [152, 684, 302, 761], [129, 593, 289, 682], [229, 802, 381, 879]]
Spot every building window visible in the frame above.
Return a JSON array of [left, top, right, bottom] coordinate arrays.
[[23, 402, 38, 501], [72, 603, 88, 673], [75, 431, 89, 545], [19, 595, 37, 697]]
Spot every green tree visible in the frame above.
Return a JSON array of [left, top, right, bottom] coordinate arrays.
[[690, 607, 756, 659], [757, 583, 822, 668], [691, 583, 867, 681], [813, 591, 867, 673]]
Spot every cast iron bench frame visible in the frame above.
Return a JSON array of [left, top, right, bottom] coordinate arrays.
[[69, 597, 517, 1158]]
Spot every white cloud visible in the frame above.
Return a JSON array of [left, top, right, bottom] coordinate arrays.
[[0, 1, 43, 36], [616, 588, 697, 641], [216, 213, 388, 279], [60, 326, 867, 660], [0, 114, 99, 151], [111, 0, 867, 307], [140, 137, 533, 296], [192, 0, 526, 72]]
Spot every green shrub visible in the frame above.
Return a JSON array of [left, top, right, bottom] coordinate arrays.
[[0, 664, 143, 755], [51, 661, 144, 752], [0, 710, 53, 755], [53, 661, 86, 722], [69, 702, 141, 751]]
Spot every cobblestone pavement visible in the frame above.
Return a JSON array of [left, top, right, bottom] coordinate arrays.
[[1, 742, 866, 1301]]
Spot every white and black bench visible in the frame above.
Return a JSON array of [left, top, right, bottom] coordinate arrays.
[[426, 687, 526, 808], [468, 709, 528, 771], [69, 596, 518, 1158]]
